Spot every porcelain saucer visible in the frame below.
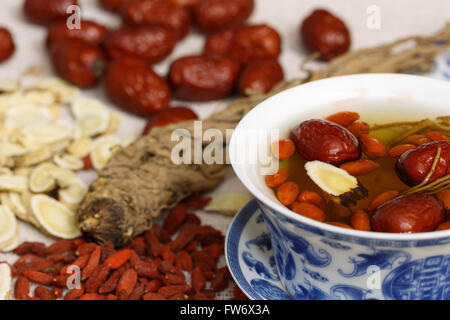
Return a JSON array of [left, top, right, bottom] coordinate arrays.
[[225, 198, 292, 300]]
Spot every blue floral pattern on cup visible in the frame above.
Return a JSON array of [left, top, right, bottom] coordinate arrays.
[[257, 199, 450, 300]]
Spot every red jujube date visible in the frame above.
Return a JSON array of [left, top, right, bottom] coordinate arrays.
[[290, 119, 361, 165], [396, 141, 450, 186], [372, 193, 445, 233], [300, 9, 351, 61]]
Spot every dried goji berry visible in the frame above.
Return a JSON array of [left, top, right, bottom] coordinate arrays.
[[53, 287, 63, 298], [98, 266, 127, 294], [266, 169, 291, 188], [158, 284, 191, 298], [14, 242, 47, 257], [129, 250, 141, 267], [326, 111, 360, 127], [168, 293, 187, 300], [128, 282, 146, 300], [211, 267, 230, 292], [192, 250, 216, 271], [45, 239, 75, 255], [145, 279, 163, 292], [345, 121, 369, 137], [404, 134, 430, 146], [184, 240, 198, 253], [14, 276, 30, 299], [185, 213, 201, 226], [83, 155, 92, 170], [34, 286, 56, 300], [195, 226, 224, 247], [144, 231, 161, 257], [436, 221, 450, 231], [171, 223, 199, 251], [158, 261, 178, 274], [85, 263, 111, 293], [116, 269, 138, 298], [426, 131, 450, 142], [14, 254, 53, 275], [52, 275, 69, 287], [47, 253, 66, 262], [75, 243, 97, 256], [350, 209, 371, 231], [106, 294, 118, 300], [100, 241, 116, 262], [175, 251, 192, 272], [359, 133, 387, 158], [204, 243, 224, 261], [164, 273, 186, 286], [104, 249, 134, 269], [130, 237, 146, 256], [326, 221, 353, 229], [133, 260, 159, 278], [150, 225, 172, 243], [81, 245, 101, 280], [23, 270, 53, 285], [64, 287, 85, 300], [296, 191, 326, 210], [78, 293, 106, 300], [388, 144, 416, 158], [291, 202, 326, 222], [191, 267, 206, 292], [367, 190, 399, 211], [271, 139, 295, 159], [60, 254, 90, 275], [159, 245, 176, 265], [73, 237, 85, 248], [277, 182, 300, 206], [339, 159, 380, 176], [163, 204, 187, 234], [437, 188, 450, 210], [143, 292, 167, 300]]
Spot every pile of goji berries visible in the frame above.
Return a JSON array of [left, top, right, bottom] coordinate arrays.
[[10, 197, 248, 300]]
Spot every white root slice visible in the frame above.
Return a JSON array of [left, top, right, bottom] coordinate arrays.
[[0, 205, 18, 249], [7, 192, 28, 221], [16, 139, 70, 167], [0, 263, 12, 300], [0, 141, 28, 157], [0, 168, 12, 175], [4, 104, 53, 128], [53, 153, 84, 171], [0, 78, 19, 92], [31, 194, 81, 239], [71, 97, 108, 119], [0, 232, 19, 252], [204, 193, 253, 215], [67, 136, 92, 158], [90, 135, 121, 171], [305, 161, 358, 196], [21, 191, 41, 228], [29, 162, 58, 193], [0, 175, 28, 192], [22, 121, 73, 144], [304, 161, 368, 206], [105, 112, 121, 134], [78, 109, 111, 137], [58, 176, 88, 204], [49, 166, 76, 188], [36, 77, 80, 104]]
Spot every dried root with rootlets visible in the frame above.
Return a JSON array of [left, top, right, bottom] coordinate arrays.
[[77, 23, 450, 247]]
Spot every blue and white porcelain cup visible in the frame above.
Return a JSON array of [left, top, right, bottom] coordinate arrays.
[[229, 74, 450, 300]]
